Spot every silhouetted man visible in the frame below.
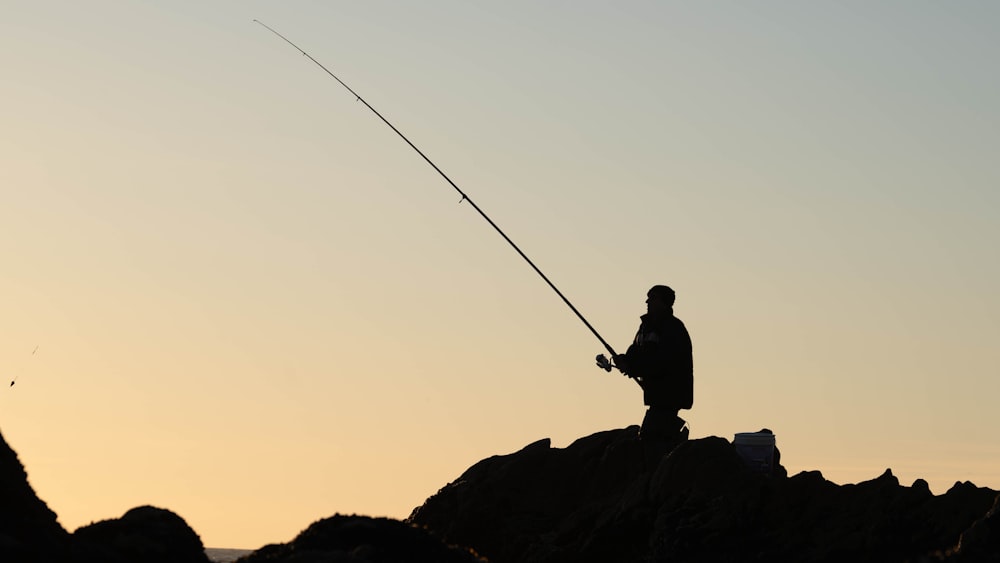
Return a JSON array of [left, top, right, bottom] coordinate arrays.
[[615, 285, 693, 443]]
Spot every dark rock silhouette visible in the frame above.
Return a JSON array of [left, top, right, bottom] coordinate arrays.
[[938, 493, 1000, 562], [408, 426, 1000, 563], [72, 505, 211, 563], [1, 427, 209, 563], [235, 514, 485, 563], [0, 428, 71, 562], [4, 424, 1000, 562]]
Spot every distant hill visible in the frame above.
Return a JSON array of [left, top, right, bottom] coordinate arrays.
[[205, 547, 253, 562]]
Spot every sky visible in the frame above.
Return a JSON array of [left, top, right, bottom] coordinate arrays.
[[2, 0, 998, 550]]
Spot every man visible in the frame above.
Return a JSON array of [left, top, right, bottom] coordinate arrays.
[[615, 285, 693, 443]]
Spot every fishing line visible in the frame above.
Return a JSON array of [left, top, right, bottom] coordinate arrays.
[[254, 20, 619, 361], [9, 346, 38, 388]]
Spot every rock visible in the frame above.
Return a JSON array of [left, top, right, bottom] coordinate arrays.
[[409, 427, 652, 563], [408, 429, 999, 563], [5, 422, 1000, 562], [72, 505, 211, 563], [0, 427, 72, 563], [235, 514, 485, 563], [3, 427, 211, 563], [929, 491, 1000, 562], [950, 493, 1000, 562]]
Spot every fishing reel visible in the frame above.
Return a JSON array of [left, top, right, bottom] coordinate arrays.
[[595, 354, 613, 372]]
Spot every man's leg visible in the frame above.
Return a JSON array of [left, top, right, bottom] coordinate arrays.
[[639, 406, 685, 442]]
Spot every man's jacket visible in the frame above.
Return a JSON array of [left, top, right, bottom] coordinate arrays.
[[623, 311, 693, 410]]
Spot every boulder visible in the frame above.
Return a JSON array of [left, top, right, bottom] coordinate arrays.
[[71, 505, 211, 563]]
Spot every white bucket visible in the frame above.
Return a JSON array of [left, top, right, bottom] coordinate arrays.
[[734, 432, 776, 475]]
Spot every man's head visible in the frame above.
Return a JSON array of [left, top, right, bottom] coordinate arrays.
[[646, 285, 675, 315]]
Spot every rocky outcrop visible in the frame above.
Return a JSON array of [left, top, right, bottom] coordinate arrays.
[[0, 428, 71, 562], [5, 423, 999, 562], [236, 514, 485, 563], [1, 427, 209, 563], [938, 493, 1000, 562], [408, 426, 1000, 563], [72, 505, 211, 563]]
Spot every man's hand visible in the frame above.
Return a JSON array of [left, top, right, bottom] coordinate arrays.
[[613, 354, 630, 375]]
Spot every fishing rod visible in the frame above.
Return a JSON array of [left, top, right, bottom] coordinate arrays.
[[254, 20, 622, 369]]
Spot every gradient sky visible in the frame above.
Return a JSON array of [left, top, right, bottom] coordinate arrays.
[[2, 0, 998, 550]]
